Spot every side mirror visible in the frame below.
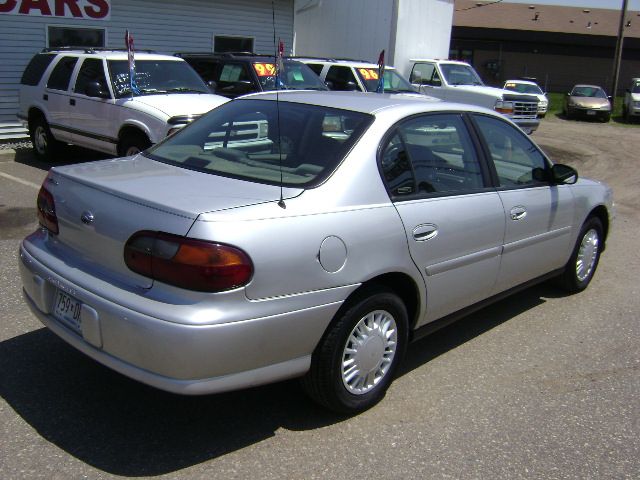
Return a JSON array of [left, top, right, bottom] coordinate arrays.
[[551, 163, 578, 184], [207, 80, 217, 93], [85, 81, 109, 99], [607, 95, 613, 102], [324, 80, 334, 90]]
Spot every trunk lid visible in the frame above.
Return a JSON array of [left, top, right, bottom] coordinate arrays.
[[47, 155, 298, 289]]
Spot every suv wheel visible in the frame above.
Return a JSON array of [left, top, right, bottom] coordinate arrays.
[[118, 132, 151, 157], [30, 116, 60, 162]]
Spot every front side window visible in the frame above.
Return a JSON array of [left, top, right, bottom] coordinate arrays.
[[325, 66, 360, 91], [46, 56, 78, 91], [147, 99, 373, 187], [75, 58, 108, 96], [473, 114, 548, 188], [108, 60, 209, 98], [410, 63, 437, 85], [380, 114, 485, 198]]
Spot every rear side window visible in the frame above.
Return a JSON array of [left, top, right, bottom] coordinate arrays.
[[305, 63, 324, 76], [21, 53, 56, 86], [47, 56, 78, 91], [380, 113, 485, 198]]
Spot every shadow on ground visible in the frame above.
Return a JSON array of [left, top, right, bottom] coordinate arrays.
[[12, 144, 109, 171], [0, 281, 565, 476]]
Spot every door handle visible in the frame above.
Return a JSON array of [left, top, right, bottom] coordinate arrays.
[[43, 94, 48, 101], [510, 206, 527, 221], [69, 99, 76, 106], [413, 224, 438, 242]]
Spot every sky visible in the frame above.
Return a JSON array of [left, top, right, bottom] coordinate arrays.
[[504, 0, 640, 10]]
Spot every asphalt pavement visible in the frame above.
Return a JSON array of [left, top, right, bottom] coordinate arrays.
[[0, 122, 638, 479]]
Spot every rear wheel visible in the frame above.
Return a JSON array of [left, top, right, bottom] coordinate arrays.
[[118, 131, 151, 157], [301, 287, 408, 414], [556, 217, 603, 293], [30, 116, 60, 162]]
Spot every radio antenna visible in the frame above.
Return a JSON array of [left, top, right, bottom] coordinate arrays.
[[272, 0, 286, 209]]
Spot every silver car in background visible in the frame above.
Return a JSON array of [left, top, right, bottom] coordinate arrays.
[[19, 91, 613, 413]]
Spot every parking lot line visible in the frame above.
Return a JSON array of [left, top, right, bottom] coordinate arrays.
[[0, 170, 41, 189]]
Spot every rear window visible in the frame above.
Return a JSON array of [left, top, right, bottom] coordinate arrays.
[[147, 99, 373, 188], [21, 53, 56, 86]]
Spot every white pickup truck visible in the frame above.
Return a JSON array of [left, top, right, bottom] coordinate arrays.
[[407, 59, 540, 134]]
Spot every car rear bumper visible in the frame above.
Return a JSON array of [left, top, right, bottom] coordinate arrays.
[[19, 241, 347, 395]]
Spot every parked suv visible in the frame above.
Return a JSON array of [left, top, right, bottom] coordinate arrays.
[[175, 52, 328, 98], [407, 59, 540, 134], [18, 48, 228, 160], [623, 78, 640, 123], [296, 57, 417, 94]]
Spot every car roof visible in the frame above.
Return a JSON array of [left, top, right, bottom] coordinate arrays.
[[294, 57, 397, 70], [572, 84, 604, 89], [238, 90, 498, 117], [176, 52, 304, 63], [409, 59, 469, 66], [42, 48, 183, 62]]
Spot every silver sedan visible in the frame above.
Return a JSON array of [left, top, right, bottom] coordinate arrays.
[[19, 91, 613, 413]]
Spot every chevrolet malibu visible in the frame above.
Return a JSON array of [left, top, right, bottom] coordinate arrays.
[[19, 91, 613, 413]]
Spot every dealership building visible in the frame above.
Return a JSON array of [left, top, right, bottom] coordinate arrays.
[[0, 0, 454, 140]]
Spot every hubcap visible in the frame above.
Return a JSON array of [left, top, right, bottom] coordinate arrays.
[[576, 228, 599, 282], [34, 126, 48, 155], [341, 309, 397, 395]]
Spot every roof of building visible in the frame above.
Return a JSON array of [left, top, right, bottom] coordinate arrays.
[[454, 0, 640, 39]]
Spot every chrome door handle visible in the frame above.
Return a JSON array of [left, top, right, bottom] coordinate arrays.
[[510, 206, 527, 221], [413, 224, 438, 241]]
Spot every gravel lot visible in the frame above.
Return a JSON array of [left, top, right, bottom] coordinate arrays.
[[0, 116, 638, 479]]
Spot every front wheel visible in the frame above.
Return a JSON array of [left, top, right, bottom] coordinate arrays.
[[301, 288, 408, 414], [118, 131, 151, 157], [556, 217, 603, 293]]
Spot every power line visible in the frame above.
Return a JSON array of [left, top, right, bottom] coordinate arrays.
[[456, 0, 504, 12]]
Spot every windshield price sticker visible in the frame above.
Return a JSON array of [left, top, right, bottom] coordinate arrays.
[[358, 68, 379, 80], [253, 63, 276, 77], [53, 289, 82, 334]]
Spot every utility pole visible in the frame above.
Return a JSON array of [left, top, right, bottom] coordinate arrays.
[[610, 0, 629, 109]]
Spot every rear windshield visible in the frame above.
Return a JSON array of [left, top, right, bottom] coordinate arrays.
[[253, 60, 328, 91], [356, 68, 415, 93], [107, 60, 210, 98], [21, 53, 56, 86], [147, 99, 373, 188]]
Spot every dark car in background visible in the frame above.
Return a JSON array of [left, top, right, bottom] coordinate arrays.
[[175, 52, 328, 98], [563, 84, 612, 122]]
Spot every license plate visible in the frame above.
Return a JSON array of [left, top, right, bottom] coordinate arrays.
[[587, 110, 596, 116], [53, 289, 82, 334]]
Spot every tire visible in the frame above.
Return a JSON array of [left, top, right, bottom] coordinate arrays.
[[556, 217, 603, 293], [301, 287, 408, 414], [118, 131, 151, 157], [600, 114, 610, 123], [30, 116, 61, 162]]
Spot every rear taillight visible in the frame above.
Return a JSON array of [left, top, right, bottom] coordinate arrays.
[[124, 231, 253, 292], [37, 184, 59, 235]]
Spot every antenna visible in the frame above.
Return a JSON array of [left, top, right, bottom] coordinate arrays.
[[272, 0, 286, 209]]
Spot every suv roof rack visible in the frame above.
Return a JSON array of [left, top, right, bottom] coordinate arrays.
[[289, 56, 374, 64], [41, 47, 157, 54], [176, 51, 273, 58]]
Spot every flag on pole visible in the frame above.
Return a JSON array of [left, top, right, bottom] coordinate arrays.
[[276, 38, 285, 89], [125, 30, 140, 96], [376, 50, 385, 93]]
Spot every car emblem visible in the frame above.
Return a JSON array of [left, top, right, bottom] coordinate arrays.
[[81, 211, 95, 225]]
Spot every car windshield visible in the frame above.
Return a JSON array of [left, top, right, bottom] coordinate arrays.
[[631, 83, 640, 93], [253, 60, 328, 91], [108, 60, 210, 98], [440, 64, 484, 86], [571, 86, 607, 98], [504, 82, 543, 95], [356, 68, 415, 93], [147, 99, 373, 187]]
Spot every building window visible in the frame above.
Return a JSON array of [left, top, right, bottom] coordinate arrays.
[[214, 35, 254, 53], [449, 48, 473, 64], [48, 26, 105, 49]]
